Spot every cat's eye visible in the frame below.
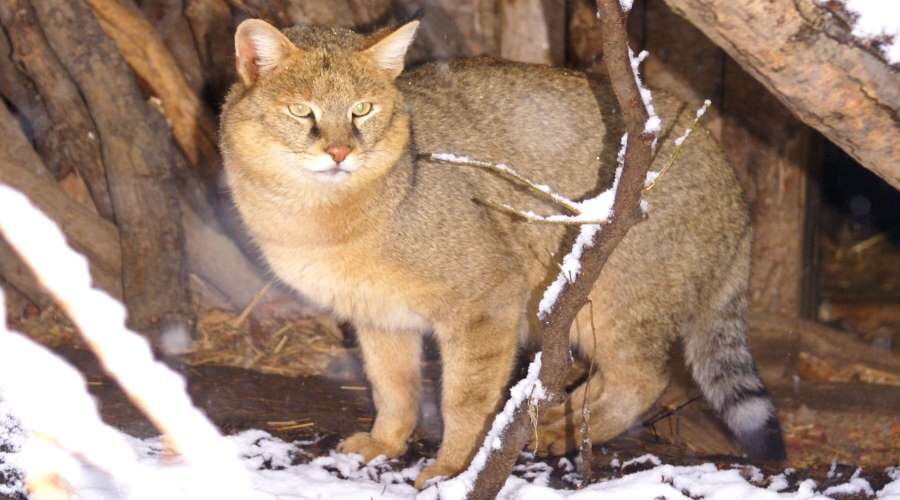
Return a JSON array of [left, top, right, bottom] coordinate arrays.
[[351, 102, 373, 117], [287, 103, 313, 118]]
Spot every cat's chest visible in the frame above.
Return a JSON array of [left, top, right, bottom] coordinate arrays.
[[262, 241, 430, 333]]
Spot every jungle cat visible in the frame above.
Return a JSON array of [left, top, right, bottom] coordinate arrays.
[[220, 19, 785, 488]]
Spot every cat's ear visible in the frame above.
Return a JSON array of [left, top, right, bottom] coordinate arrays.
[[235, 19, 298, 86], [363, 21, 419, 78]]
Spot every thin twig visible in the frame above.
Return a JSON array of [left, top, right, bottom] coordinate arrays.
[[475, 198, 610, 226], [644, 99, 711, 192], [427, 153, 582, 214]]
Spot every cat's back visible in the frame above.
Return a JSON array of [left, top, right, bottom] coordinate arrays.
[[399, 58, 621, 200]]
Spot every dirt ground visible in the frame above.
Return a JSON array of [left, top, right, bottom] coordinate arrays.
[[48, 340, 898, 497]]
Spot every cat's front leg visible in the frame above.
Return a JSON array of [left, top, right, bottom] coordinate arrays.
[[338, 327, 422, 461], [415, 310, 520, 489]]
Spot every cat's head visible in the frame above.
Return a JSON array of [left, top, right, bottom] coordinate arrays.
[[220, 20, 418, 205]]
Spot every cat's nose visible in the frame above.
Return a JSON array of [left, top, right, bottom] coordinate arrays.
[[326, 145, 352, 163]]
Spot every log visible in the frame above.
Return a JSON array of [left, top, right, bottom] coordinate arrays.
[[661, 0, 900, 190], [750, 312, 900, 377], [0, 101, 123, 301], [139, 0, 205, 95], [499, 0, 565, 65], [28, 0, 192, 339], [184, 0, 234, 105], [392, 0, 500, 63], [0, 0, 115, 220], [86, 0, 220, 177]]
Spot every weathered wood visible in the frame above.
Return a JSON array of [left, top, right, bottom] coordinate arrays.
[[28, 0, 192, 339], [499, 0, 565, 65], [662, 0, 900, 191], [140, 0, 205, 94], [722, 61, 813, 317], [0, 0, 115, 220], [0, 101, 123, 301], [87, 0, 220, 177]]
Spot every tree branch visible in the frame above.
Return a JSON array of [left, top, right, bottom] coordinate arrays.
[[452, 1, 658, 497]]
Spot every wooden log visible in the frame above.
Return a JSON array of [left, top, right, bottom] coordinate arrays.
[[722, 61, 814, 317], [139, 0, 205, 95], [750, 312, 900, 378], [499, 0, 565, 65], [392, 0, 499, 63], [0, 29, 59, 176], [28, 0, 192, 340], [0, 101, 123, 301], [184, 0, 234, 105], [86, 0, 220, 177], [0, 0, 115, 220], [661, 0, 900, 190]]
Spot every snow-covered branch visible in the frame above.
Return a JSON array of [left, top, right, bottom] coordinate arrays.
[[0, 185, 263, 499]]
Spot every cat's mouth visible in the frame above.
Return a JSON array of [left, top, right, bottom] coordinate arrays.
[[311, 166, 353, 183]]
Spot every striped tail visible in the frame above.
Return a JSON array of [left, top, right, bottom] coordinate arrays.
[[683, 288, 786, 461]]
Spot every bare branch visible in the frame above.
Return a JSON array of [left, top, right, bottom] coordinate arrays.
[[429, 153, 582, 214], [455, 0, 659, 496]]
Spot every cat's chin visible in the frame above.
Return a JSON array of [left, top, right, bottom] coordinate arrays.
[[311, 169, 352, 184]]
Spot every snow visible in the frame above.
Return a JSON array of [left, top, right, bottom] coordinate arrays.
[[628, 49, 660, 135], [2, 399, 900, 499], [819, 0, 900, 63]]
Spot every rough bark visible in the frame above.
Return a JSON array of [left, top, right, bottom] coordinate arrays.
[[28, 0, 192, 340], [662, 0, 900, 191], [468, 1, 654, 496], [0, 0, 115, 220], [87, 0, 221, 177], [0, 101, 123, 301]]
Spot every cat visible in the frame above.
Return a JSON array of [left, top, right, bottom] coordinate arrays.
[[219, 19, 785, 488]]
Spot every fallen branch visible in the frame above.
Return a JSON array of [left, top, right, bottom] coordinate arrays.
[[437, 0, 659, 497]]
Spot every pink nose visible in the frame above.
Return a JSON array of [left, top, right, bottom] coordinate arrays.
[[326, 145, 351, 163]]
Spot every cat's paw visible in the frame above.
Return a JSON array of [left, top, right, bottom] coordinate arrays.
[[337, 432, 405, 462], [414, 463, 462, 490]]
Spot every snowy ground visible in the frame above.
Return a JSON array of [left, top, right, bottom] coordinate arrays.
[[1, 403, 897, 500]]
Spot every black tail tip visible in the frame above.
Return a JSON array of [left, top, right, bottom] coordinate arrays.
[[737, 416, 786, 462]]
